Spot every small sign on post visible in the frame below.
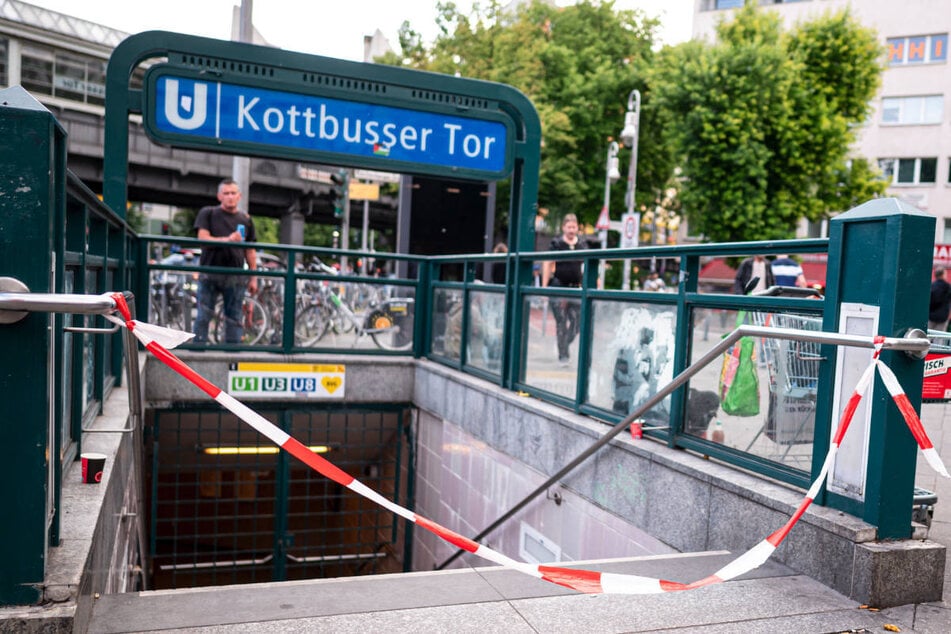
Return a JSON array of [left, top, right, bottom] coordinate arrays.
[[227, 362, 346, 399], [620, 212, 638, 249], [348, 182, 380, 201], [923, 353, 951, 402], [595, 205, 611, 230], [354, 169, 401, 184]]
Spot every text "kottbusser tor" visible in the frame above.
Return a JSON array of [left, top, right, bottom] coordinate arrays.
[[153, 76, 510, 175]]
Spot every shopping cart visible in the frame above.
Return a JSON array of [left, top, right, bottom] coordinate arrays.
[[744, 311, 824, 459]]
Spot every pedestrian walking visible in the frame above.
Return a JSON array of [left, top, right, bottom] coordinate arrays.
[[542, 213, 592, 364]]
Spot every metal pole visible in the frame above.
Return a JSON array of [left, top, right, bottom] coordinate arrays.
[[434, 324, 930, 570], [599, 142, 619, 289], [361, 198, 370, 275], [231, 0, 253, 214], [621, 89, 641, 290], [341, 169, 351, 273]]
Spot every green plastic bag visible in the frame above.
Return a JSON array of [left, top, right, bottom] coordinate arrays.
[[720, 337, 760, 417]]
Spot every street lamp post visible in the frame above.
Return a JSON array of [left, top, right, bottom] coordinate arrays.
[[599, 141, 620, 288], [619, 89, 641, 290]]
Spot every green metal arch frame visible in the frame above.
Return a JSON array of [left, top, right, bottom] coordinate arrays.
[[104, 30, 542, 254]]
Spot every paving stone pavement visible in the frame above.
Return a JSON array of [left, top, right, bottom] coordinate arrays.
[[908, 402, 951, 632]]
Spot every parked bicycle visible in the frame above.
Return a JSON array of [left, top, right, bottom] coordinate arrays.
[[149, 271, 195, 333], [206, 252, 285, 346], [295, 260, 413, 351], [207, 294, 269, 345]]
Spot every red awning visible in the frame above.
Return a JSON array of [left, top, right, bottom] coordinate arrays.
[[698, 257, 827, 288], [698, 259, 736, 285]]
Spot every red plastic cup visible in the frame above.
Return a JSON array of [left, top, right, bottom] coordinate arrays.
[[81, 453, 106, 484], [630, 421, 643, 440]]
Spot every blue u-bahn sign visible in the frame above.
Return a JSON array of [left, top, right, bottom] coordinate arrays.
[[143, 68, 513, 180]]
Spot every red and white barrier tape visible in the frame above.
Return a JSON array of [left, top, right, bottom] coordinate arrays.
[[108, 298, 949, 594]]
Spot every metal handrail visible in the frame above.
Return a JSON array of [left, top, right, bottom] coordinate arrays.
[[0, 290, 121, 315], [0, 285, 142, 420], [0, 282, 148, 589], [435, 324, 930, 570]]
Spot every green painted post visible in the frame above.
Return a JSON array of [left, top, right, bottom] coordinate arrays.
[[0, 86, 65, 605], [815, 198, 932, 539], [671, 253, 701, 446]]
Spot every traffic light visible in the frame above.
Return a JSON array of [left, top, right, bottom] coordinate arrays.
[[331, 169, 349, 218]]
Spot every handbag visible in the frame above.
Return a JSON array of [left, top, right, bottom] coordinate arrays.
[[719, 336, 760, 417]]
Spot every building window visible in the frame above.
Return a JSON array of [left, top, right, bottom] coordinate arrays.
[[53, 53, 106, 105], [879, 158, 938, 185], [943, 219, 951, 244], [21, 46, 54, 97], [887, 34, 948, 65], [881, 95, 943, 124], [20, 45, 105, 106], [0, 38, 7, 87]]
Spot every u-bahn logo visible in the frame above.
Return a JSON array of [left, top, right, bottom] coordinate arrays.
[[162, 79, 208, 131]]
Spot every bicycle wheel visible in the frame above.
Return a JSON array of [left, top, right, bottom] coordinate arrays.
[[367, 307, 413, 351], [295, 303, 331, 346], [168, 286, 193, 333], [210, 296, 268, 345], [242, 296, 269, 344]]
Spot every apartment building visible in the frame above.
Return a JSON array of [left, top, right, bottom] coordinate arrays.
[[693, 0, 951, 244]]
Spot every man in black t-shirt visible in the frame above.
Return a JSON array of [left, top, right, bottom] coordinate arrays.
[[192, 178, 258, 344], [542, 213, 590, 364]]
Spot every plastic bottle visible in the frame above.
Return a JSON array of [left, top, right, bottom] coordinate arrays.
[[236, 224, 246, 240], [712, 419, 725, 444]]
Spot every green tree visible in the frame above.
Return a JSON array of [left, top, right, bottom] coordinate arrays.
[[253, 216, 279, 244], [379, 1, 671, 234], [651, 3, 885, 243], [126, 203, 147, 233], [170, 208, 197, 237]]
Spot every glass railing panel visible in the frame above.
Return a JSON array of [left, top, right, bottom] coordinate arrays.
[[149, 268, 199, 333], [430, 287, 463, 361], [466, 289, 505, 374], [294, 278, 415, 352], [522, 294, 580, 400], [687, 308, 820, 472], [586, 300, 677, 426]]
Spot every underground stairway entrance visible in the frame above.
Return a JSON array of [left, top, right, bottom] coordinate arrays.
[[145, 404, 414, 589]]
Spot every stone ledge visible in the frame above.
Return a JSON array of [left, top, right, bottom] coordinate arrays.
[[853, 539, 947, 606]]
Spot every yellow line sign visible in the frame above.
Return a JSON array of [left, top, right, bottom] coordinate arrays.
[[349, 182, 380, 201]]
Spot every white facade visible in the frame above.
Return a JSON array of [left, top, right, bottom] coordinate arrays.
[[693, 0, 951, 243]]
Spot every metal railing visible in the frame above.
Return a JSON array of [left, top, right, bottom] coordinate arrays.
[[0, 284, 143, 433], [0, 285, 148, 589], [137, 236, 836, 489], [436, 323, 931, 569]]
